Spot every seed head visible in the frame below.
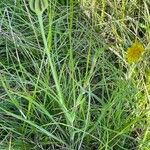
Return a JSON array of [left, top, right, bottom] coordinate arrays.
[[29, 0, 48, 15]]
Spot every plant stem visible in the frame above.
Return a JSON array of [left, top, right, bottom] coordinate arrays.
[[37, 13, 72, 124]]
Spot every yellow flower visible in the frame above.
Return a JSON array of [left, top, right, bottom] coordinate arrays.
[[126, 40, 145, 63]]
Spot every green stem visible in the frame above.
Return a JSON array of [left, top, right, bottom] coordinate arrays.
[[37, 14, 71, 124]]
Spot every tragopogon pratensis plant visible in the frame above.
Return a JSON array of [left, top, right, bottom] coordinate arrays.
[[28, 0, 74, 138]]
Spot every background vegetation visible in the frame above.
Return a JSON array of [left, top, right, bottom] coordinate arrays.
[[0, 0, 150, 149]]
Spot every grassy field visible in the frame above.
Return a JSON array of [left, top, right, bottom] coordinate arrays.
[[0, 0, 150, 149]]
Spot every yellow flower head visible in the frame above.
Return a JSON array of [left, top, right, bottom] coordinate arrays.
[[126, 40, 145, 63]]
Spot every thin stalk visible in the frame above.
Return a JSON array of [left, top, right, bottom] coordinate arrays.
[[37, 13, 72, 124], [121, 0, 126, 20], [68, 0, 75, 145], [100, 0, 106, 22]]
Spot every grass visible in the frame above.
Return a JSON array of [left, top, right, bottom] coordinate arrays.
[[0, 0, 150, 149]]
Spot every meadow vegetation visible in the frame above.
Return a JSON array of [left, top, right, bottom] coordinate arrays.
[[0, 0, 150, 149]]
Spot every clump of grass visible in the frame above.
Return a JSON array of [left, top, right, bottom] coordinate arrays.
[[0, 0, 150, 149]]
